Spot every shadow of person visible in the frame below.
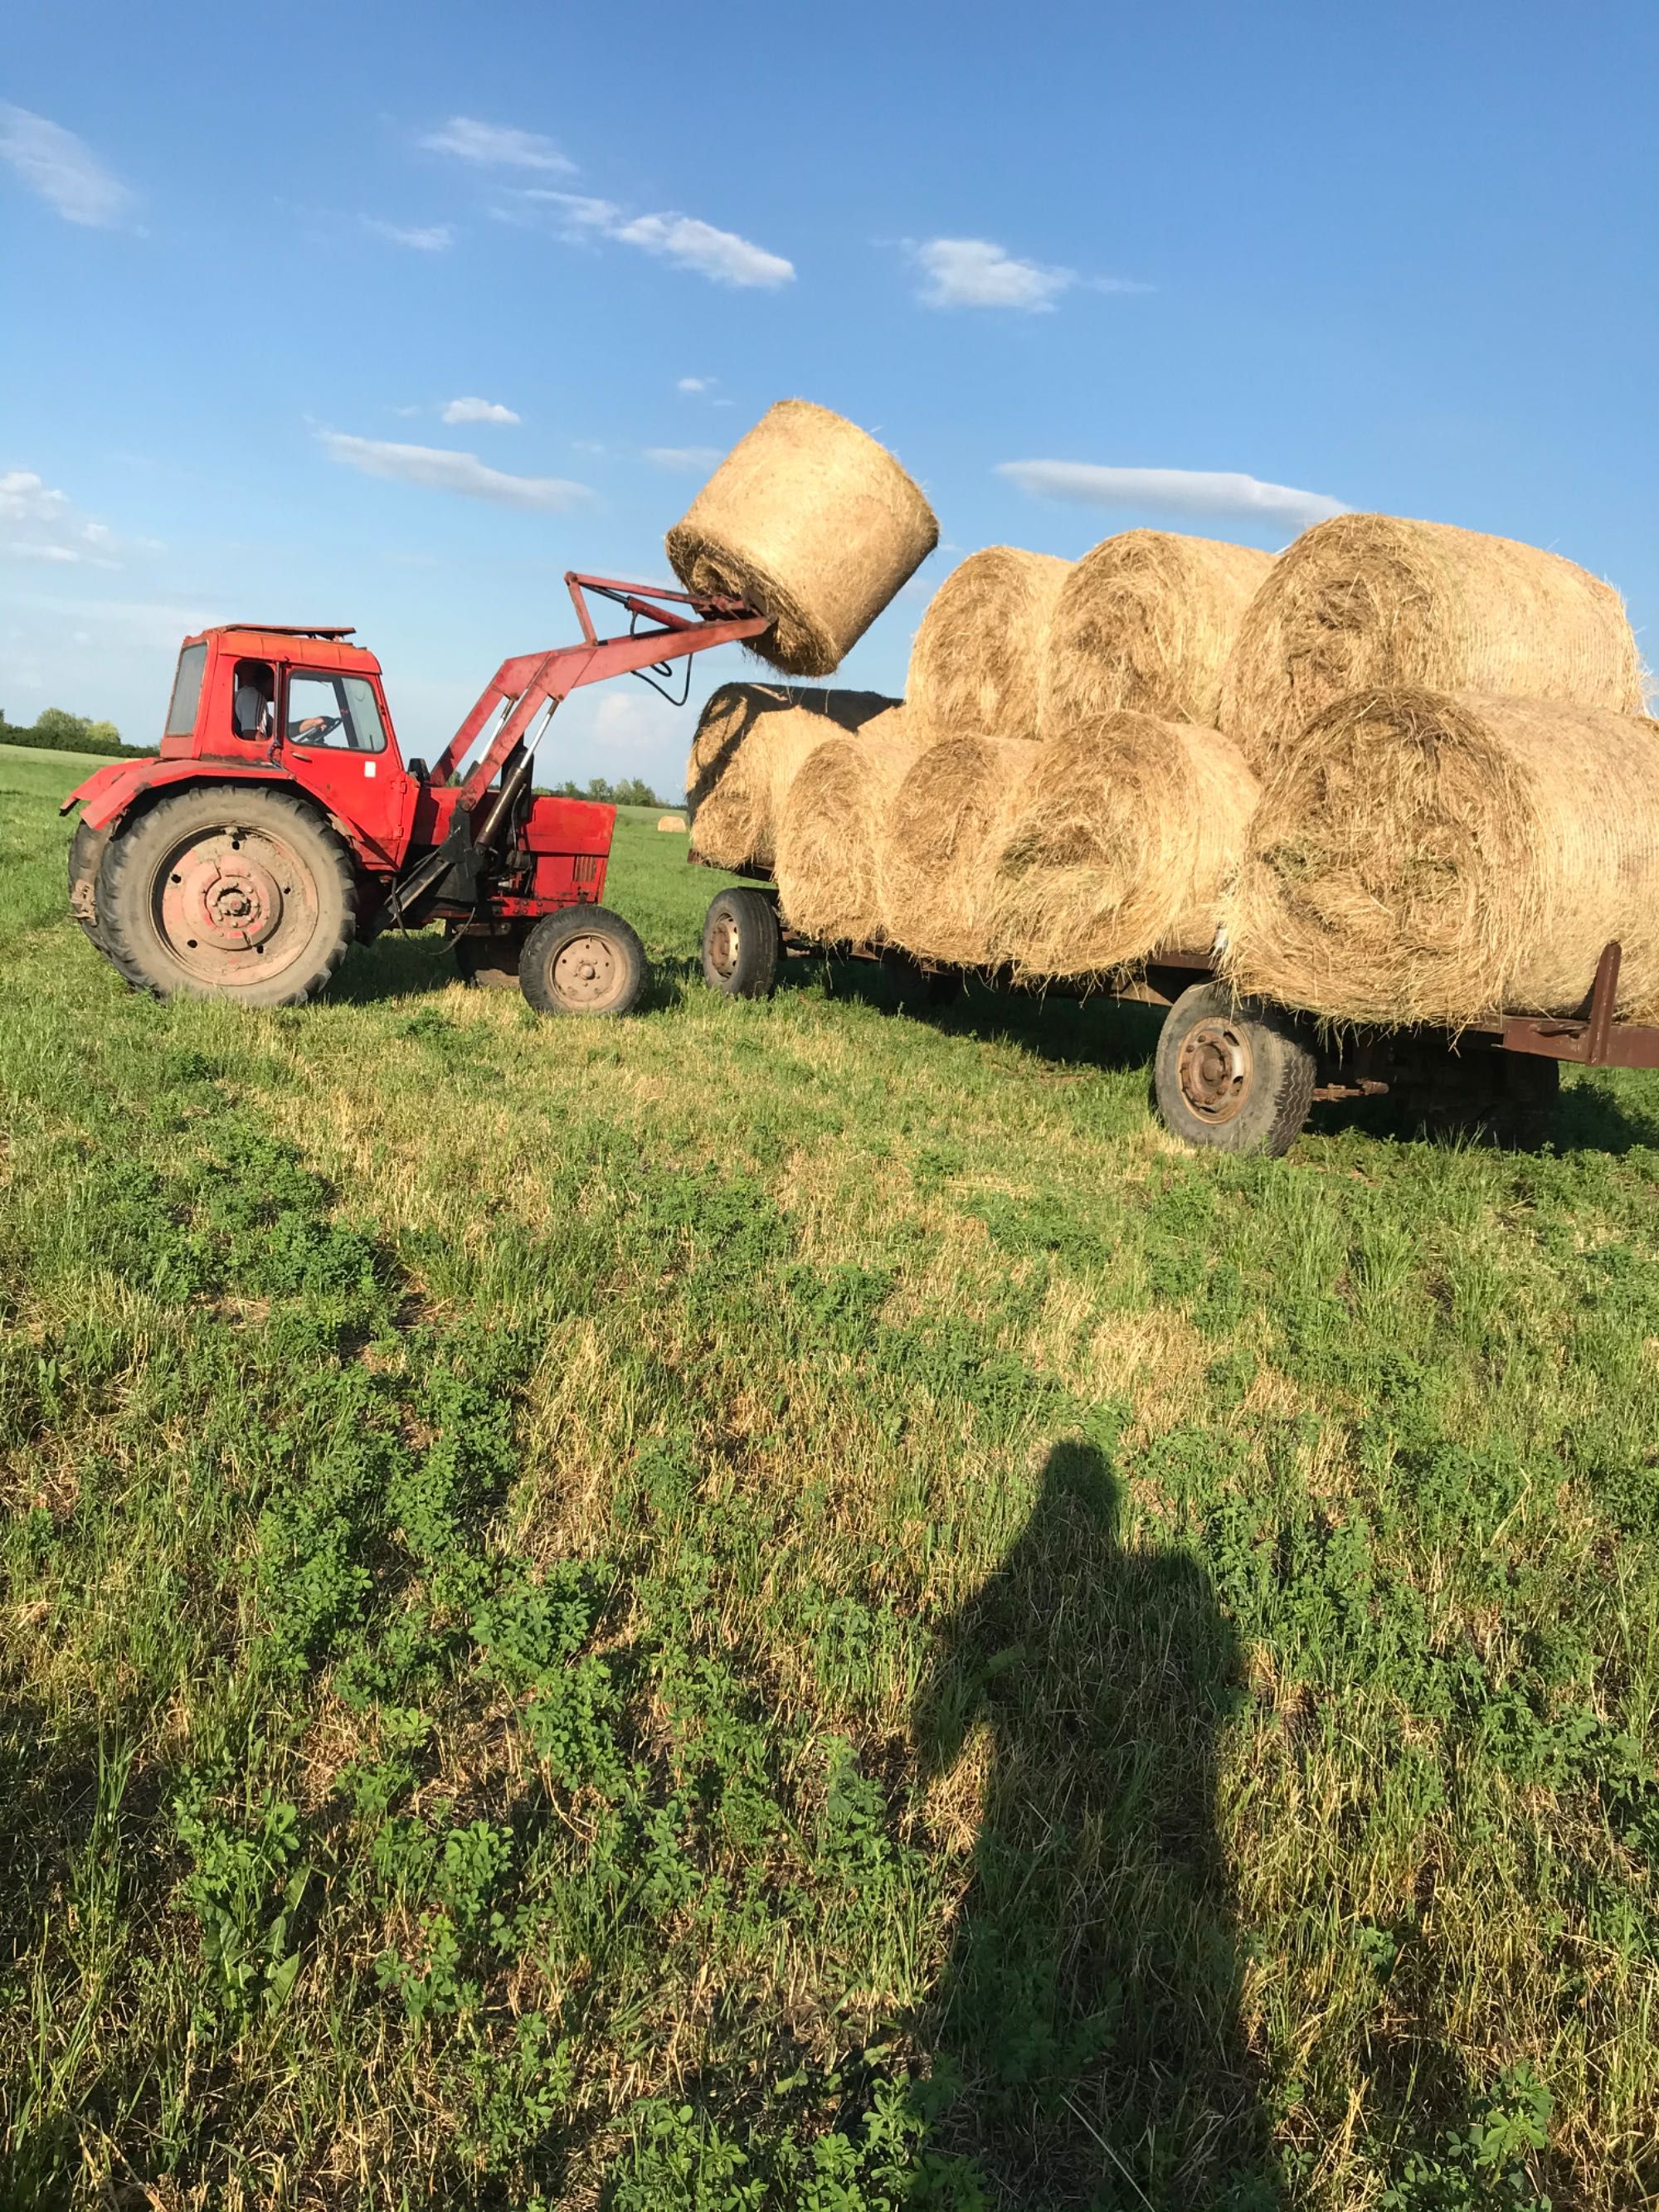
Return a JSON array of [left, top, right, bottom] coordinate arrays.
[[913, 1440, 1279, 2210]]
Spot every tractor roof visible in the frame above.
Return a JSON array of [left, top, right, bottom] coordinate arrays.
[[190, 623, 381, 673]]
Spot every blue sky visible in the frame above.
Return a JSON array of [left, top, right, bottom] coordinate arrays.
[[3, 0, 1656, 799]]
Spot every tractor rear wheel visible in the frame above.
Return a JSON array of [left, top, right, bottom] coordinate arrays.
[[701, 887, 780, 999], [96, 785, 355, 1007], [519, 906, 647, 1017]]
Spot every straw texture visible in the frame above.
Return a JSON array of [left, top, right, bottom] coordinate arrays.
[[1044, 531, 1273, 731], [986, 712, 1258, 978], [666, 401, 938, 678], [906, 547, 1071, 745], [1224, 688, 1659, 1024], [774, 709, 925, 946], [685, 684, 896, 872], [878, 734, 1039, 964], [1219, 514, 1643, 768]]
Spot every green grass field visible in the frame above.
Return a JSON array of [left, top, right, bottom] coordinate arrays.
[[3, 739, 1658, 2210]]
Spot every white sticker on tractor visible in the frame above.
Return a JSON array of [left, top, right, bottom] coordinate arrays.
[[363, 761, 377, 776]]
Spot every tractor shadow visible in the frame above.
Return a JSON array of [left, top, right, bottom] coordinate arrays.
[[329, 930, 462, 1004], [912, 1438, 1280, 2209]]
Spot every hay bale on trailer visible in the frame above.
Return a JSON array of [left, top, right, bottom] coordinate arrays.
[[878, 734, 1038, 965], [1224, 688, 1659, 1025], [666, 401, 938, 678], [1219, 515, 1643, 768], [1044, 531, 1273, 732], [685, 683, 897, 873], [985, 711, 1258, 978], [906, 548, 1071, 746], [775, 708, 924, 946]]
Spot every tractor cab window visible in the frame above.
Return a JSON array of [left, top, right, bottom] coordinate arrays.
[[231, 660, 276, 740], [285, 670, 387, 753], [164, 642, 208, 737]]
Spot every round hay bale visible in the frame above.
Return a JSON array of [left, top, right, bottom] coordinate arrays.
[[1044, 531, 1274, 732], [666, 401, 938, 678], [687, 705, 853, 875], [684, 683, 898, 872], [656, 814, 687, 833], [906, 547, 1070, 745], [878, 733, 1038, 965], [685, 682, 896, 818], [1223, 688, 1659, 1025], [775, 709, 925, 946], [1219, 514, 1643, 767], [985, 712, 1259, 978]]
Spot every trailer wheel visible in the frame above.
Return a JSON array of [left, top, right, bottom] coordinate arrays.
[[1154, 983, 1317, 1157], [95, 785, 354, 1007], [520, 906, 647, 1017], [883, 949, 962, 1013], [454, 928, 527, 989], [1429, 1046, 1560, 1140], [701, 887, 780, 999]]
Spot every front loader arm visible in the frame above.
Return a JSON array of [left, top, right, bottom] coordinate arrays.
[[385, 573, 767, 927]]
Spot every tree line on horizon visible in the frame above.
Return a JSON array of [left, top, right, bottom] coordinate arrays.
[[0, 707, 150, 760]]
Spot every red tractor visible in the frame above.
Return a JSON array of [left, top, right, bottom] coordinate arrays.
[[62, 573, 766, 1013]]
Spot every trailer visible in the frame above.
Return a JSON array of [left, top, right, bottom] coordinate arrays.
[[695, 878, 1659, 1156]]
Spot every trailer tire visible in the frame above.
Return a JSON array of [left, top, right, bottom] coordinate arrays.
[[701, 887, 780, 999], [96, 785, 354, 1007], [1154, 983, 1317, 1157], [883, 949, 961, 1013], [520, 906, 647, 1017], [1428, 1046, 1560, 1140]]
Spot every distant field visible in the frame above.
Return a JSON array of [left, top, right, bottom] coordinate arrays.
[[3, 741, 1658, 2210]]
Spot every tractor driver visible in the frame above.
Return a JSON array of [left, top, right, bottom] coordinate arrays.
[[231, 661, 276, 741]]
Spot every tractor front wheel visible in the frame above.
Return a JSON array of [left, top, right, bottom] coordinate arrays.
[[96, 785, 355, 1007], [519, 906, 648, 1017]]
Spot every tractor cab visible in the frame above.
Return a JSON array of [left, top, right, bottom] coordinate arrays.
[[156, 625, 416, 868]]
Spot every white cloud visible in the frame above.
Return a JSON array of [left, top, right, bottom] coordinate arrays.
[[421, 116, 573, 173], [0, 469, 129, 567], [912, 238, 1074, 313], [317, 431, 589, 512], [0, 104, 135, 228], [441, 396, 521, 426], [613, 212, 792, 288], [504, 190, 793, 289], [996, 460, 1349, 532], [643, 446, 721, 473], [677, 375, 713, 393], [364, 217, 455, 251]]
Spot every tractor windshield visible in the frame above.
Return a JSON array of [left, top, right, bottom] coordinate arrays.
[[164, 642, 208, 737]]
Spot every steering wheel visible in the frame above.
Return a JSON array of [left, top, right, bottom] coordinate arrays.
[[292, 714, 343, 744]]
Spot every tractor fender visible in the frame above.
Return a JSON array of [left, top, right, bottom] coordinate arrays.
[[63, 759, 362, 863]]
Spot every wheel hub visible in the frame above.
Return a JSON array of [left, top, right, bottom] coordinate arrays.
[[178, 853, 285, 948], [708, 916, 739, 980], [1177, 1018, 1253, 1124], [153, 824, 318, 984], [551, 931, 621, 1009]]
